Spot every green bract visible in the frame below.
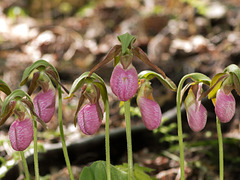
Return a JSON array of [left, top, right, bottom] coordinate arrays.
[[224, 64, 240, 95], [20, 60, 60, 86], [68, 72, 108, 106], [0, 79, 11, 95], [138, 70, 177, 91]]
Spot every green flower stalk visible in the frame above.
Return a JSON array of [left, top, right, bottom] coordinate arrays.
[[176, 73, 211, 180]]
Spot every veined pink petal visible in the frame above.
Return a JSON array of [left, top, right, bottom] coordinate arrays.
[[215, 89, 235, 123], [33, 89, 55, 123], [186, 102, 207, 132], [110, 64, 138, 101], [138, 97, 162, 130], [78, 103, 103, 135], [9, 118, 33, 151]]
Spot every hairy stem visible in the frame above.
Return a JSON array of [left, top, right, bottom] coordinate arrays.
[[32, 115, 39, 180], [124, 101, 133, 180], [216, 117, 224, 180], [20, 151, 30, 180], [105, 99, 111, 180], [58, 86, 74, 180]]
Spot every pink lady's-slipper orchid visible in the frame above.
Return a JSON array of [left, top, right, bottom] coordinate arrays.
[[110, 63, 138, 101], [33, 89, 55, 123], [184, 83, 207, 132], [9, 118, 33, 151], [215, 89, 235, 123], [137, 80, 162, 130], [78, 102, 103, 135]]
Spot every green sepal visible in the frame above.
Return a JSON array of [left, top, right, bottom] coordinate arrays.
[[20, 60, 59, 86], [224, 64, 240, 80], [79, 160, 128, 180], [189, 73, 211, 85], [0, 79, 11, 95], [208, 73, 226, 99], [117, 33, 136, 54], [224, 64, 240, 95], [138, 70, 177, 91]]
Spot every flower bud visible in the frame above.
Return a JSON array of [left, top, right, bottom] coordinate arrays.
[[138, 97, 162, 130], [215, 89, 235, 123], [9, 118, 33, 151], [78, 103, 103, 135], [110, 64, 138, 101], [33, 89, 55, 123], [185, 83, 207, 132]]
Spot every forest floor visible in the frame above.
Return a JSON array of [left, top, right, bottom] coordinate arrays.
[[0, 0, 240, 179]]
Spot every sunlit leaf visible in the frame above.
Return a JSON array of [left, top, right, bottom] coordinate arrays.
[[134, 163, 154, 180], [117, 33, 136, 54], [138, 70, 177, 91], [20, 60, 59, 86], [79, 161, 128, 180], [116, 163, 154, 180]]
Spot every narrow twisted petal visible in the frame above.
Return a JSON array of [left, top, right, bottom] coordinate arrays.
[[215, 89, 235, 123], [9, 118, 33, 151], [78, 103, 103, 135], [110, 64, 138, 101], [138, 97, 162, 130], [186, 102, 207, 132], [33, 89, 55, 123]]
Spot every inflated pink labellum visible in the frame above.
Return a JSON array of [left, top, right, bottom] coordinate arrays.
[[9, 118, 33, 151], [138, 97, 162, 130], [185, 83, 207, 132], [215, 89, 235, 123], [33, 89, 55, 123], [78, 103, 103, 135], [110, 64, 138, 101]]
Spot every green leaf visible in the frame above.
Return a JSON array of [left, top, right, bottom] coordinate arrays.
[[117, 33, 136, 54], [116, 163, 154, 180], [138, 70, 177, 91], [20, 60, 59, 86], [0, 79, 11, 95], [79, 161, 128, 180], [189, 73, 211, 85], [134, 164, 154, 180]]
